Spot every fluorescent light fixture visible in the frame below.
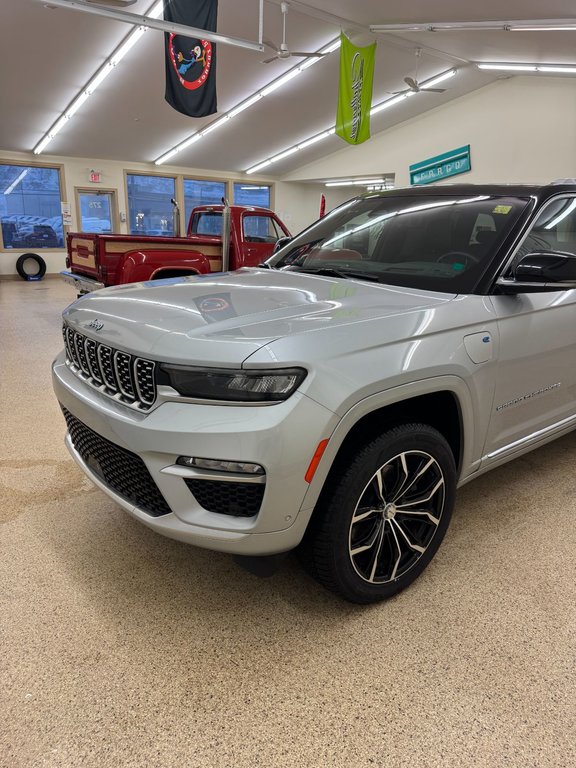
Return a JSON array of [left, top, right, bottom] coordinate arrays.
[[247, 160, 273, 174], [33, 1, 162, 154], [261, 69, 302, 96], [370, 19, 576, 33], [273, 146, 300, 162], [326, 178, 386, 187], [322, 39, 342, 54], [228, 93, 263, 117], [478, 62, 576, 73], [420, 69, 457, 88], [478, 63, 538, 71], [200, 117, 230, 136], [86, 64, 114, 92], [298, 130, 334, 150], [511, 25, 576, 31], [246, 128, 335, 174], [539, 66, 576, 73], [370, 94, 408, 115], [65, 90, 90, 118], [109, 26, 147, 66]]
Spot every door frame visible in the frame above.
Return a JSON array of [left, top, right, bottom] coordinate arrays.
[[74, 187, 120, 233]]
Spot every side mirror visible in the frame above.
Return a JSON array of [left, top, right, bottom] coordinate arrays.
[[273, 236, 292, 254], [514, 251, 576, 282], [496, 250, 576, 293]]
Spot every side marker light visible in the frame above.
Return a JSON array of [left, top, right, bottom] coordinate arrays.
[[305, 439, 330, 483]]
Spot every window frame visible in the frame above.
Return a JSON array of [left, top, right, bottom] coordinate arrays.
[[0, 160, 67, 252], [124, 170, 178, 238], [233, 182, 272, 209], [183, 175, 230, 232], [74, 186, 120, 234], [499, 194, 576, 280]]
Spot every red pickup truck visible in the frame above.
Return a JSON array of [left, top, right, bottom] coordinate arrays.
[[61, 204, 291, 294]]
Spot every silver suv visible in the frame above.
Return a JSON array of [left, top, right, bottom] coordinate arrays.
[[52, 184, 576, 603]]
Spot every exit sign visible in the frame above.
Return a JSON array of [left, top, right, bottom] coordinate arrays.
[[89, 170, 102, 183]]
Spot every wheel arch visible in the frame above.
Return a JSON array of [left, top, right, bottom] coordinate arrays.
[[302, 378, 470, 522], [333, 390, 463, 476], [117, 248, 210, 283]]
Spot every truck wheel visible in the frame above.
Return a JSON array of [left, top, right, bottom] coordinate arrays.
[[16, 253, 47, 281], [306, 423, 456, 604]]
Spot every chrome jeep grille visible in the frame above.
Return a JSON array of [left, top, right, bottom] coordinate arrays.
[[62, 323, 157, 410]]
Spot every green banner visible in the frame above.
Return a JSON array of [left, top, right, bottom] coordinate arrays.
[[335, 33, 376, 146]]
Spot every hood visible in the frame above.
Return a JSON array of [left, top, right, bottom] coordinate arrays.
[[62, 268, 455, 366]]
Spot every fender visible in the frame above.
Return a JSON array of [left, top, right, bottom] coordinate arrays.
[[299, 374, 477, 515], [117, 249, 216, 283]]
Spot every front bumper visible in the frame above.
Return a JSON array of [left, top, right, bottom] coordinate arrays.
[[52, 352, 337, 555], [60, 270, 104, 293]]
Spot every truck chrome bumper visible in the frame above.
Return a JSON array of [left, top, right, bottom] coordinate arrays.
[[60, 270, 104, 293]]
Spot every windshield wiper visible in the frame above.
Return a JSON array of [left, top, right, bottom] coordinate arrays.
[[291, 267, 382, 282]]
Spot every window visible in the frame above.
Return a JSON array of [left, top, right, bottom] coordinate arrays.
[[126, 174, 176, 236], [270, 194, 529, 293], [77, 190, 116, 233], [190, 211, 223, 236], [510, 196, 576, 271], [0, 164, 64, 249], [243, 214, 284, 243], [233, 183, 271, 208], [184, 179, 226, 226]]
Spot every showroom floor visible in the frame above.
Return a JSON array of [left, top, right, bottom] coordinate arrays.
[[1, 278, 575, 768]]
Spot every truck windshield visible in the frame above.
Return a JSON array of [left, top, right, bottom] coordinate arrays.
[[268, 193, 530, 293]]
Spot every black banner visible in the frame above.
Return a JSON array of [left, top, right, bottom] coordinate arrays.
[[164, 0, 218, 117]]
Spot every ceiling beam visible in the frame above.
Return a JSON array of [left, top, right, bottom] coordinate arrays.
[[38, 0, 265, 52]]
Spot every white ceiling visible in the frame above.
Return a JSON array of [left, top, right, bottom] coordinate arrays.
[[2, 0, 576, 179]]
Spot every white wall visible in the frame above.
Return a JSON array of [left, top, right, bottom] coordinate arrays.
[[284, 76, 576, 186], [0, 151, 339, 276]]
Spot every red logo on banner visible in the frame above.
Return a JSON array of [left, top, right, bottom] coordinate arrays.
[[169, 36, 213, 91]]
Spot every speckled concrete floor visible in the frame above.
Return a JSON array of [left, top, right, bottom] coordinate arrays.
[[1, 278, 575, 768]]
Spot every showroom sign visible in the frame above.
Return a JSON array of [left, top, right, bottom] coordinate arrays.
[[409, 145, 471, 185]]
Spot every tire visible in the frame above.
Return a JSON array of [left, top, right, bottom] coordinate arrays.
[[306, 423, 456, 604], [16, 253, 47, 281]]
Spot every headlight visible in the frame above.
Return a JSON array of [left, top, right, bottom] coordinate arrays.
[[159, 365, 307, 402]]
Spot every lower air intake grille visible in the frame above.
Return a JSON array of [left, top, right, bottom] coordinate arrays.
[[184, 478, 265, 517], [62, 407, 171, 517]]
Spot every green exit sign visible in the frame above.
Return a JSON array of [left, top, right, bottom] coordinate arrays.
[[410, 145, 471, 185]]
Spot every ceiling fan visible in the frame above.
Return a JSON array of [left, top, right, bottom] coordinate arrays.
[[392, 48, 448, 93], [262, 1, 327, 64]]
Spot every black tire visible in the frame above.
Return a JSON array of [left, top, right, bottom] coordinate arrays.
[[306, 423, 456, 604], [16, 253, 47, 281]]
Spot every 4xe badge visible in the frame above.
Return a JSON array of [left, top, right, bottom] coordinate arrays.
[[87, 319, 104, 331]]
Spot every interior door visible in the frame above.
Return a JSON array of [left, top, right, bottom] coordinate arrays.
[[76, 189, 118, 233], [482, 196, 576, 465]]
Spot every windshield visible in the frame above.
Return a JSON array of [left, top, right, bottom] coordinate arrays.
[[268, 193, 530, 292]]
